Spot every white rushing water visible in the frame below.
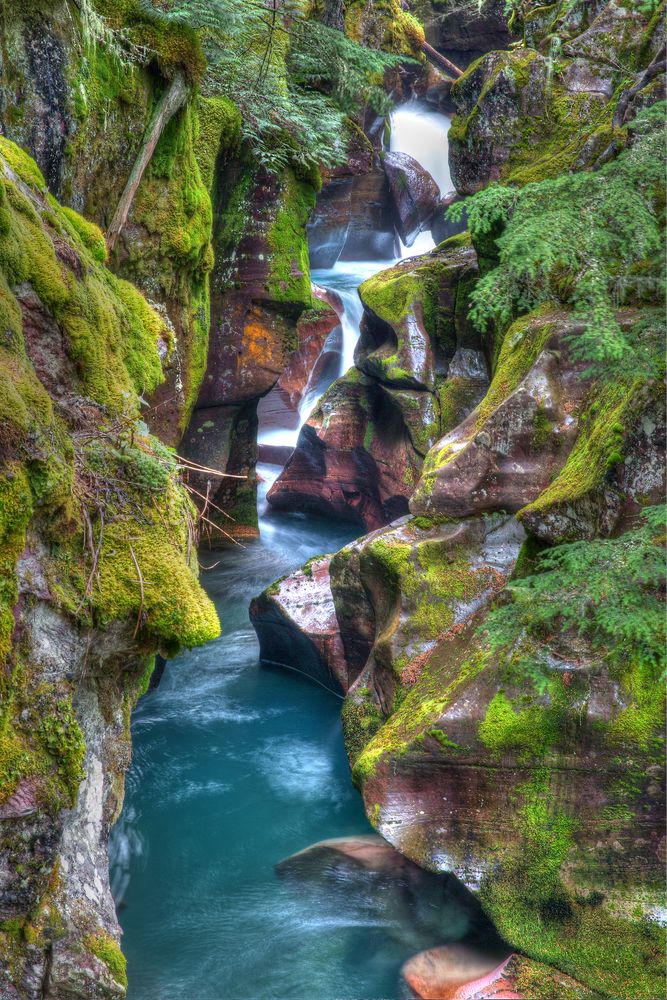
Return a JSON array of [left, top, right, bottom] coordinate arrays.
[[258, 98, 453, 456]]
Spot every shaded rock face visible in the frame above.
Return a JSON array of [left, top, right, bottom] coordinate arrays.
[[423, 0, 513, 66], [308, 124, 396, 267], [267, 238, 486, 530], [183, 166, 317, 538], [2, 608, 141, 1000], [353, 613, 665, 1000], [266, 371, 422, 529], [250, 555, 354, 695], [308, 169, 396, 267], [382, 151, 440, 247], [411, 311, 590, 519], [448, 3, 660, 195]]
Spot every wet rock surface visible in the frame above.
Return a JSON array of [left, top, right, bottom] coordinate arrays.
[[383, 151, 440, 247], [250, 555, 354, 695], [268, 238, 484, 530]]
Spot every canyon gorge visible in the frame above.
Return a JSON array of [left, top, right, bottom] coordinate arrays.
[[0, 2, 664, 999]]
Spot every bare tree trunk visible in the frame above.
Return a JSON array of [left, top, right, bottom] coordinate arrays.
[[106, 71, 189, 253], [420, 40, 463, 79], [321, 0, 344, 31]]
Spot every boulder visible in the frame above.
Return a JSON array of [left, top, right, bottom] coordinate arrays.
[[448, 49, 611, 194], [334, 512, 524, 718], [383, 150, 440, 247], [249, 554, 355, 695], [401, 945, 517, 1000], [267, 237, 485, 530], [411, 309, 591, 519]]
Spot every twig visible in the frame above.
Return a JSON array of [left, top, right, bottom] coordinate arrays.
[[198, 512, 245, 548], [175, 455, 246, 479], [128, 544, 145, 639], [184, 482, 236, 522], [76, 510, 104, 614]]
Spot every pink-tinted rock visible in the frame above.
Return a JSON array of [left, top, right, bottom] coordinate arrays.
[[277, 303, 341, 408], [401, 945, 516, 1000], [0, 779, 39, 820], [383, 151, 440, 247], [411, 310, 590, 519], [266, 371, 422, 530], [250, 555, 357, 694]]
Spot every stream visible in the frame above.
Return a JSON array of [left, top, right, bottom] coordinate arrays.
[[109, 100, 500, 1000]]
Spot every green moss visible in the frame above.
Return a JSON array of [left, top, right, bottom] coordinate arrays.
[[92, 0, 205, 83], [266, 170, 316, 308], [478, 693, 558, 759], [0, 144, 167, 407], [0, 137, 46, 191], [353, 641, 489, 783], [427, 728, 461, 751], [418, 307, 556, 489], [60, 206, 107, 263], [0, 466, 33, 664], [194, 95, 242, 192], [342, 691, 383, 765], [84, 932, 128, 988], [0, 140, 220, 815], [359, 251, 462, 363], [450, 48, 615, 187], [519, 379, 638, 527], [125, 102, 213, 428]]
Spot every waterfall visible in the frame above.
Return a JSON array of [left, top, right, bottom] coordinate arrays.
[[257, 98, 453, 464]]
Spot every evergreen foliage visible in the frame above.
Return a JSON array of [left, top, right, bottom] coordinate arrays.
[[146, 0, 403, 172], [481, 506, 667, 681], [448, 104, 666, 378]]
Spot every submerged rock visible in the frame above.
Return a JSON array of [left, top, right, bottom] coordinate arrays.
[[401, 945, 517, 1000]]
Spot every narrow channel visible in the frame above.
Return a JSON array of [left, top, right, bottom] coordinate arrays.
[[110, 99, 498, 1000]]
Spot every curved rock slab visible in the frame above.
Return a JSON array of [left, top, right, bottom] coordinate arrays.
[[383, 150, 440, 247], [266, 370, 423, 529], [332, 512, 524, 718], [249, 554, 354, 695], [411, 310, 590, 520]]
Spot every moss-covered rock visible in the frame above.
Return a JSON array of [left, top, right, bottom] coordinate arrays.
[[268, 237, 488, 529], [0, 139, 218, 998]]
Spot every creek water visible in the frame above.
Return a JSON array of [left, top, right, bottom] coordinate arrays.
[[110, 100, 499, 999]]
